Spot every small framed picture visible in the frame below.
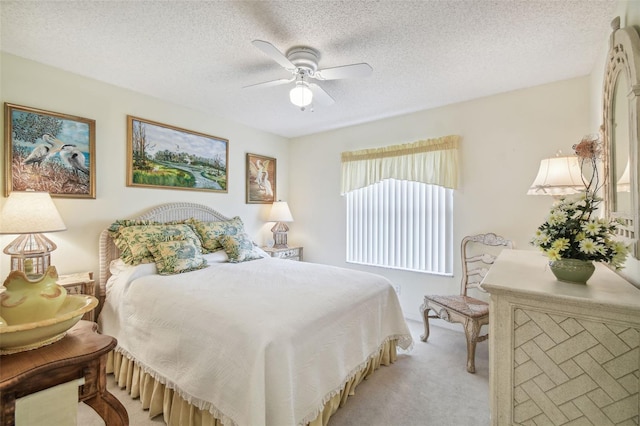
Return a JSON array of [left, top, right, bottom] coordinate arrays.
[[246, 153, 276, 204], [127, 116, 228, 192], [4, 103, 96, 198]]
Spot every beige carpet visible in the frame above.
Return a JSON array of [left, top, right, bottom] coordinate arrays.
[[78, 319, 489, 426]]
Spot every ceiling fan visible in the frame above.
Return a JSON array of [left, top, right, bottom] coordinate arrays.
[[244, 40, 373, 110]]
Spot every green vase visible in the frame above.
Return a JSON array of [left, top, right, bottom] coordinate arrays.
[[0, 266, 67, 325], [549, 259, 595, 284]]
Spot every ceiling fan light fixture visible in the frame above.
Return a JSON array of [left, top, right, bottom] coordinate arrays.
[[248, 40, 370, 109], [289, 82, 313, 107]]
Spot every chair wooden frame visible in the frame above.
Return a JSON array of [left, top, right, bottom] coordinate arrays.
[[419, 233, 513, 373]]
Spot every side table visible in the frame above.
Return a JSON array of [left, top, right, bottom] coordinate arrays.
[[262, 246, 303, 261], [0, 321, 128, 425], [57, 272, 96, 321]]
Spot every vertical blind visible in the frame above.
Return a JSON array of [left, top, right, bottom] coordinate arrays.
[[346, 179, 453, 275]]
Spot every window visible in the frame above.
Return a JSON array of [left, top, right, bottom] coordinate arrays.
[[341, 135, 459, 275], [345, 178, 453, 275]]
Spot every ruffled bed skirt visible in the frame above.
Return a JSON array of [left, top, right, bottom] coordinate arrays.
[[106, 338, 399, 426]]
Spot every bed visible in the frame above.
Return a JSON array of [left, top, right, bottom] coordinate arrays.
[[97, 202, 413, 426]]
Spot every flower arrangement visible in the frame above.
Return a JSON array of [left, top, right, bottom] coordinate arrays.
[[531, 135, 629, 269]]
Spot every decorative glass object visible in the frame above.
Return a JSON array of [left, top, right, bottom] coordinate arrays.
[[0, 266, 66, 325]]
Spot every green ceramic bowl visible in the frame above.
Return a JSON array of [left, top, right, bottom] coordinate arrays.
[[0, 295, 98, 354]]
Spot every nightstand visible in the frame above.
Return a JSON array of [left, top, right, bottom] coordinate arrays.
[[262, 246, 303, 261], [57, 272, 96, 321], [0, 321, 128, 425]]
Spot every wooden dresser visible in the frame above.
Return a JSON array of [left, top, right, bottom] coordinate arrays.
[[481, 249, 640, 425]]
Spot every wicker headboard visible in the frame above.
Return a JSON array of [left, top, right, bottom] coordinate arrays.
[[97, 202, 230, 303]]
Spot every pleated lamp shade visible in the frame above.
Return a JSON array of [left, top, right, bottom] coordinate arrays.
[[527, 156, 585, 196]]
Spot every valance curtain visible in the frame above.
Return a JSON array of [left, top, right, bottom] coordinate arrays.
[[340, 135, 460, 194]]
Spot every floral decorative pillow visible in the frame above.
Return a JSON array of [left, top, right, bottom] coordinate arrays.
[[109, 219, 158, 234], [109, 219, 170, 261], [187, 217, 245, 253], [110, 222, 203, 265], [217, 233, 264, 263], [148, 240, 208, 275], [108, 219, 188, 237]]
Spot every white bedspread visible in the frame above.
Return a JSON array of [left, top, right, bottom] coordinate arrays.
[[99, 256, 412, 426]]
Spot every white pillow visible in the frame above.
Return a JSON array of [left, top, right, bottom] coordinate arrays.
[[106, 259, 157, 292], [203, 246, 269, 263], [109, 258, 128, 274], [204, 250, 230, 263]]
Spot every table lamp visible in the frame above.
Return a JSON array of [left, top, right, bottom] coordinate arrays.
[[0, 191, 67, 275], [268, 201, 294, 249], [527, 155, 585, 197]]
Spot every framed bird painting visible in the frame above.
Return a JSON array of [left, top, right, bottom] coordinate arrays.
[[4, 103, 96, 198], [246, 153, 276, 204]]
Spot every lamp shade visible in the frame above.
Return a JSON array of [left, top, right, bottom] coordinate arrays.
[[289, 83, 313, 107], [527, 156, 585, 196], [268, 201, 294, 222], [0, 192, 67, 234]]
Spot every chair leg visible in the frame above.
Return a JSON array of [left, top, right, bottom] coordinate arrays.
[[420, 304, 431, 342], [463, 319, 481, 373]]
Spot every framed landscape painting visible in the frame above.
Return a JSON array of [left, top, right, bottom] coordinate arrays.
[[246, 153, 276, 204], [4, 103, 96, 198], [127, 116, 228, 193]]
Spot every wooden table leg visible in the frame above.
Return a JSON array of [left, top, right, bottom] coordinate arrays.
[[0, 393, 16, 426], [81, 353, 128, 425]]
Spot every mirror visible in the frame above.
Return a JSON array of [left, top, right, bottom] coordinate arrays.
[[603, 17, 640, 260], [613, 71, 631, 214]]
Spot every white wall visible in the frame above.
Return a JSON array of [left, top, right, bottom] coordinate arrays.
[[289, 77, 593, 321], [0, 53, 290, 279]]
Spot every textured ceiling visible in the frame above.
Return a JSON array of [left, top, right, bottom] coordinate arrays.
[[0, 1, 618, 138]]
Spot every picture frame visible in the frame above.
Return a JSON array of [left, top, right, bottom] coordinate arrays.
[[127, 116, 228, 193], [246, 153, 276, 204], [4, 103, 96, 198]]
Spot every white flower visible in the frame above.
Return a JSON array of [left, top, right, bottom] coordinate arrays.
[[574, 199, 587, 208], [612, 241, 629, 254], [547, 211, 567, 226], [579, 238, 599, 255], [545, 248, 561, 260], [581, 221, 601, 236], [539, 234, 551, 244]]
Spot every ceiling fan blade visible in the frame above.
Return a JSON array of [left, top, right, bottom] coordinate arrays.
[[309, 83, 335, 106], [315, 63, 373, 80], [243, 77, 294, 89], [251, 40, 295, 70]]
